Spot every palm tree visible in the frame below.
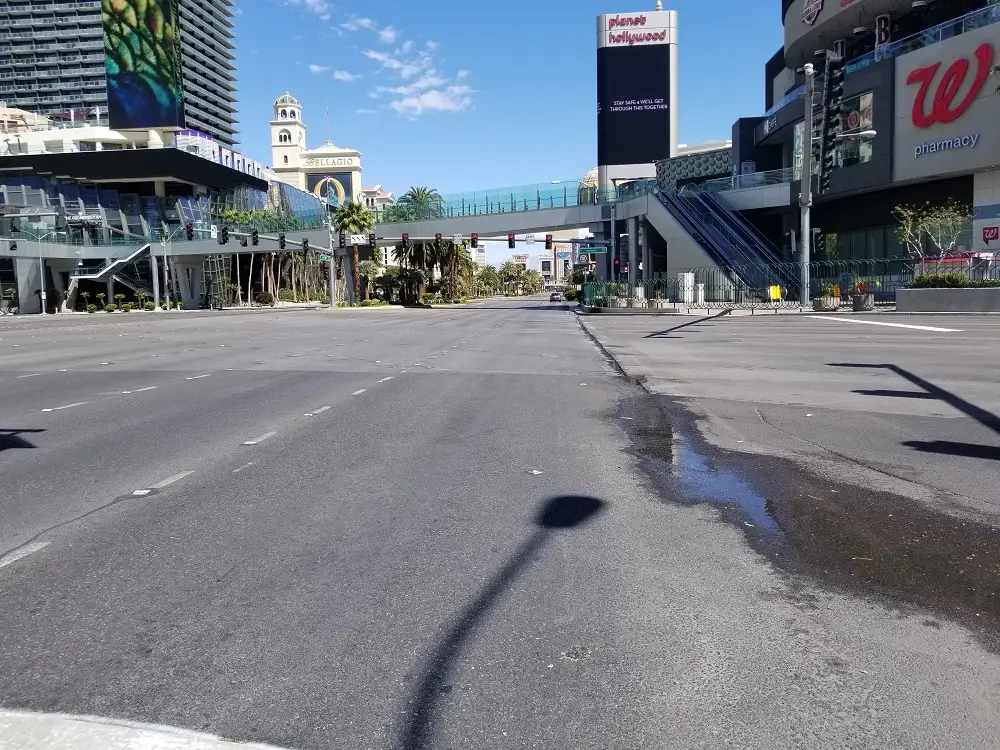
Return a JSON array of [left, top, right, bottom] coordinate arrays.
[[332, 200, 375, 304], [399, 186, 444, 220], [499, 261, 523, 295], [358, 260, 380, 300], [391, 244, 409, 269]]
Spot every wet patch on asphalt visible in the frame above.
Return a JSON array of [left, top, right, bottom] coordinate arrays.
[[616, 391, 1000, 652]]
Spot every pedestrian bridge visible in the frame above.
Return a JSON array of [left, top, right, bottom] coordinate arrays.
[[372, 170, 794, 242]]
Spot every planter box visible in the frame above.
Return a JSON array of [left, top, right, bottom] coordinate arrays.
[[606, 297, 627, 309], [647, 298, 671, 309], [812, 296, 840, 312], [852, 293, 875, 312], [897, 287, 1000, 313]]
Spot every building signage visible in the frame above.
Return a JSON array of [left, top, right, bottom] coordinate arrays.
[[597, 10, 676, 166], [893, 27, 1000, 184], [802, 0, 823, 26], [512, 254, 529, 264], [907, 43, 993, 128], [913, 133, 979, 159], [983, 226, 999, 245], [303, 157, 356, 168]]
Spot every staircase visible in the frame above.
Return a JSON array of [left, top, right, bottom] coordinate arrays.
[[654, 190, 799, 298], [65, 243, 152, 309]]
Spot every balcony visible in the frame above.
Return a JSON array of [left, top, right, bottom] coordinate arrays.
[[762, 5, 1000, 119]]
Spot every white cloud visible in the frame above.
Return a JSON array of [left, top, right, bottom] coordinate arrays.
[[332, 70, 359, 82], [425, 40, 438, 50], [400, 40, 414, 54], [363, 48, 432, 79], [376, 73, 446, 96], [286, 0, 330, 15], [355, 109, 376, 115], [308, 64, 330, 73], [456, 70, 469, 80], [390, 85, 472, 117], [341, 16, 375, 31], [379, 26, 397, 44]]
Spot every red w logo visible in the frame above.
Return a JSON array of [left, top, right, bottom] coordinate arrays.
[[906, 43, 994, 128]]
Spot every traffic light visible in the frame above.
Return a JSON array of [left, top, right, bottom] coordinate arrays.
[[545, 234, 553, 250], [185, 222, 194, 241], [338, 232, 346, 249], [820, 53, 846, 194], [368, 233, 376, 249], [302, 238, 310, 253], [279, 233, 286, 250], [251, 229, 259, 246], [812, 229, 825, 258], [401, 233, 409, 249], [507, 233, 515, 249], [220, 226, 229, 245], [434, 233, 442, 250], [470, 233, 478, 248], [613, 257, 620, 280]]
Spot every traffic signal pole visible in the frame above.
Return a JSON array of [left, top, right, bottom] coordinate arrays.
[[799, 62, 815, 310]]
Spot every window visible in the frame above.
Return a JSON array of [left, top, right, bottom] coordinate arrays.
[[280, 109, 287, 118], [836, 91, 874, 167], [283, 155, 288, 164], [277, 129, 291, 143], [289, 109, 296, 119]]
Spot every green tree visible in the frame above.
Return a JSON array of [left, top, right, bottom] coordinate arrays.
[[359, 259, 380, 301], [499, 261, 523, 295], [476, 265, 500, 297], [399, 186, 444, 220], [332, 200, 375, 303]]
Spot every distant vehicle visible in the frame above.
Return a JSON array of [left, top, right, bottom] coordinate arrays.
[[549, 292, 564, 302]]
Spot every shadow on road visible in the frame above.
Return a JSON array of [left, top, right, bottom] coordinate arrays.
[[644, 310, 731, 339], [902, 440, 1000, 461], [832, 363, 1000, 434], [0, 428, 44, 452], [398, 495, 605, 750]]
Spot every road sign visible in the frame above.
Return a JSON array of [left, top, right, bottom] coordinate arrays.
[[210, 225, 218, 239], [452, 233, 463, 243], [350, 234, 367, 245], [580, 246, 607, 253], [319, 254, 330, 262], [577, 252, 590, 264], [524, 234, 536, 245]]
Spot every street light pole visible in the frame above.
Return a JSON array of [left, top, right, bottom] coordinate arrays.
[[36, 230, 65, 315], [799, 63, 815, 310], [328, 217, 336, 308]]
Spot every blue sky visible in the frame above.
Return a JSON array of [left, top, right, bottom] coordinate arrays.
[[234, 0, 782, 197]]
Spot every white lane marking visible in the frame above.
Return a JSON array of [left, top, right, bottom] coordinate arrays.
[[40, 401, 87, 412], [185, 373, 212, 380], [805, 316, 962, 332], [376, 376, 394, 383], [233, 462, 256, 474], [133, 386, 158, 393], [304, 405, 332, 416], [149, 470, 194, 489], [243, 431, 277, 446], [16, 373, 40, 379], [0, 541, 50, 569], [58, 369, 67, 372], [351, 389, 367, 395]]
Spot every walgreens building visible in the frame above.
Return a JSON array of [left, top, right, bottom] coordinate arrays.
[[729, 0, 1000, 261]]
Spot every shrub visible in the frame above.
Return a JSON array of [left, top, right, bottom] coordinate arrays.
[[144, 301, 155, 310], [277, 288, 297, 302], [971, 279, 1000, 288], [819, 283, 837, 297], [176, 300, 184, 309], [458, 296, 468, 304], [86, 304, 97, 313], [909, 273, 970, 289], [121, 302, 133, 312], [104, 303, 118, 313], [255, 292, 275, 306], [420, 292, 437, 305], [316, 293, 331, 305], [563, 289, 578, 301]]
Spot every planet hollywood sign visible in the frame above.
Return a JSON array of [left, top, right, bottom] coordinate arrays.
[[606, 15, 667, 45]]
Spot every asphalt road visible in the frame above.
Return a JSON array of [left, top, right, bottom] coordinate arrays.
[[1, 301, 999, 750]]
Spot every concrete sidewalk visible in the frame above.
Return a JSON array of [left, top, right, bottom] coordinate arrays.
[[0, 711, 290, 750]]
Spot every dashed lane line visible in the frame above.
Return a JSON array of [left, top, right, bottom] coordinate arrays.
[[351, 389, 367, 396], [242, 431, 277, 446], [131, 470, 195, 496], [0, 541, 50, 569], [304, 405, 332, 416], [805, 316, 963, 333], [40, 401, 87, 413], [185, 373, 212, 380], [376, 377, 394, 383]]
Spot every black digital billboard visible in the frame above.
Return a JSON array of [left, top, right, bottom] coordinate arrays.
[[597, 43, 672, 166]]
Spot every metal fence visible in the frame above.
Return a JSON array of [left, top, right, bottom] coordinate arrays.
[[581, 259, 919, 310]]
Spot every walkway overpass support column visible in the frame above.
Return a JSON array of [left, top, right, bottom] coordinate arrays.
[[627, 216, 638, 301]]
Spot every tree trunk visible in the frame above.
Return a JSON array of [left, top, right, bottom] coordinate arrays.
[[352, 245, 361, 304]]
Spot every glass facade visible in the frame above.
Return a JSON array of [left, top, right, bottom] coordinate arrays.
[[836, 92, 874, 168]]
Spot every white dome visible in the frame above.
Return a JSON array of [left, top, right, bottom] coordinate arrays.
[[579, 166, 599, 188], [273, 92, 300, 107]]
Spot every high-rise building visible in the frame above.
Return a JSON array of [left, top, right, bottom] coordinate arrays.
[[0, 0, 238, 146]]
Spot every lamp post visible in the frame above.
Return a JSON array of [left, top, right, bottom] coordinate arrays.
[[799, 63, 815, 311], [36, 230, 66, 315]]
